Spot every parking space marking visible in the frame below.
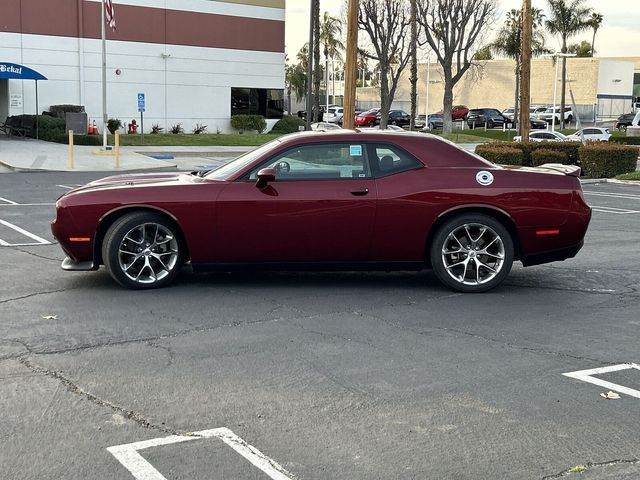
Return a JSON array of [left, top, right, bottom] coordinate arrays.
[[0, 196, 18, 205], [107, 427, 293, 480], [56, 184, 82, 190], [590, 206, 640, 214], [563, 363, 640, 399], [0, 219, 51, 246], [584, 191, 640, 202]]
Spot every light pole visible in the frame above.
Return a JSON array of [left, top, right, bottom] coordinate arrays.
[[424, 53, 431, 116], [544, 52, 576, 132]]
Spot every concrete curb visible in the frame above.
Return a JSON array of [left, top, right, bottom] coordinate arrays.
[[0, 159, 178, 173], [579, 178, 640, 186]]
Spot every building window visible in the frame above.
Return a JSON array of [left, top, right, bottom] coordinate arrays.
[[231, 88, 284, 119]]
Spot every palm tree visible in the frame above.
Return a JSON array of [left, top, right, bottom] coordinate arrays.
[[588, 12, 604, 56], [312, 0, 321, 121], [492, 8, 548, 133], [285, 63, 307, 115], [546, 0, 592, 128], [320, 12, 344, 105]]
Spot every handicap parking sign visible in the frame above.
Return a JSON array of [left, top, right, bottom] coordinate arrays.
[[137, 93, 145, 112]]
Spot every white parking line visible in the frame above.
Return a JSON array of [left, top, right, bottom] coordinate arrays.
[[0, 219, 51, 246], [0, 203, 55, 207], [584, 191, 640, 201], [0, 196, 18, 205], [56, 184, 82, 190], [590, 206, 640, 214], [107, 427, 293, 480], [563, 363, 640, 399]]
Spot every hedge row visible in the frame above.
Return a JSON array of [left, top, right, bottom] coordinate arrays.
[[611, 136, 640, 146], [6, 115, 66, 141], [475, 142, 638, 178], [578, 143, 638, 178], [230, 114, 267, 134], [51, 134, 102, 146]]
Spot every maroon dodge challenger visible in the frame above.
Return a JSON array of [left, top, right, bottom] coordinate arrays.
[[52, 131, 591, 292]]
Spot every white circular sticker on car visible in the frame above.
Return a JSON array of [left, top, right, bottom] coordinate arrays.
[[476, 171, 494, 186]]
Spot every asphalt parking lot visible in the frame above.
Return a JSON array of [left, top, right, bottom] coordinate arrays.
[[1, 172, 639, 479]]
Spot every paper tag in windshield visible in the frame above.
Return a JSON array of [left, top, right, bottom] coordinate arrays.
[[350, 145, 362, 157]]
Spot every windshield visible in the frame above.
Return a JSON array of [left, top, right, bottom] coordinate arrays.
[[204, 139, 281, 180]]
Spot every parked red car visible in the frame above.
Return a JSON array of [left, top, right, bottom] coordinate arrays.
[[354, 108, 380, 127], [52, 131, 591, 292], [437, 105, 469, 120]]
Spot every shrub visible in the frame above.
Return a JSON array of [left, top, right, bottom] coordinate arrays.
[[231, 114, 267, 134], [51, 134, 102, 146], [151, 124, 164, 134], [170, 123, 184, 134], [192, 123, 208, 135], [530, 148, 569, 166], [270, 115, 305, 134], [611, 136, 640, 146], [579, 143, 638, 178], [49, 104, 85, 119], [534, 141, 581, 165], [107, 118, 122, 134], [36, 115, 66, 141], [474, 144, 525, 166]]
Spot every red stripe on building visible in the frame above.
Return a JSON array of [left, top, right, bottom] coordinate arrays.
[[0, 0, 284, 53]]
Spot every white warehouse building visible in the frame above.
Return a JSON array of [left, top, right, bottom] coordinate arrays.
[[0, 0, 286, 133]]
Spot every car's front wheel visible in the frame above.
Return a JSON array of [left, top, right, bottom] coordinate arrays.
[[102, 212, 184, 289], [430, 214, 514, 293]]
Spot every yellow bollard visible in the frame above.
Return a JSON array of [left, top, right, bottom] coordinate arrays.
[[115, 131, 120, 169], [68, 130, 74, 170]]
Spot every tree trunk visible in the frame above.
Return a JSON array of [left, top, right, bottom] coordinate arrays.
[[560, 45, 567, 129], [513, 63, 520, 134], [591, 29, 597, 56], [379, 68, 391, 129], [312, 0, 321, 122], [442, 73, 454, 133], [287, 88, 292, 116], [409, 0, 417, 131]]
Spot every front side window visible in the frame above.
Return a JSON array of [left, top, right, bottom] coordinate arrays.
[[247, 143, 371, 180]]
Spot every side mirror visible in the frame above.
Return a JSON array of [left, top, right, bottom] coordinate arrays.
[[256, 167, 276, 189]]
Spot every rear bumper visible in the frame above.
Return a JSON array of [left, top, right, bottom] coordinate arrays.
[[521, 240, 584, 267]]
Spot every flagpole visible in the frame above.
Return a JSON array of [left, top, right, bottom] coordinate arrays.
[[101, 0, 108, 148]]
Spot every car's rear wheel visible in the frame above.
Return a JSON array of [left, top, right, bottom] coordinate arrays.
[[102, 212, 183, 289], [430, 214, 514, 293], [428, 122, 435, 130], [487, 120, 494, 129]]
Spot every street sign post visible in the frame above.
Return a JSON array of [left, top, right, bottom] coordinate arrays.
[[138, 93, 145, 144]]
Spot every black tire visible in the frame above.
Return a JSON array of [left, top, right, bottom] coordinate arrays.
[[102, 211, 184, 289], [487, 120, 494, 129], [428, 122, 435, 130], [567, 115, 573, 124], [430, 214, 514, 293]]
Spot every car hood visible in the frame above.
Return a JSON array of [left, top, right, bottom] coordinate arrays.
[[61, 172, 198, 197]]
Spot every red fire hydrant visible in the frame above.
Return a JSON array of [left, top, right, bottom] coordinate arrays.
[[128, 119, 138, 134]]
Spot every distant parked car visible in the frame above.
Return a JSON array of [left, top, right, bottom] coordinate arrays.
[[467, 108, 513, 129], [538, 106, 574, 125], [513, 131, 569, 142], [421, 113, 444, 130], [354, 108, 380, 127], [323, 107, 344, 124], [566, 127, 611, 142], [530, 105, 549, 118], [436, 105, 469, 121], [362, 124, 405, 132], [310, 122, 343, 131], [376, 110, 411, 127], [415, 114, 427, 129], [615, 113, 636, 131], [502, 107, 515, 120]]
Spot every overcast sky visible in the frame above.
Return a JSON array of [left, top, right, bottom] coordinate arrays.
[[285, 0, 640, 60]]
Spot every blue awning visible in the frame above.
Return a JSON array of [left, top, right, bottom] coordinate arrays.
[[0, 62, 47, 81]]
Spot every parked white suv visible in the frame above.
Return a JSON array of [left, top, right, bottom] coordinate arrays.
[[323, 107, 344, 124], [566, 127, 611, 142], [538, 106, 574, 124]]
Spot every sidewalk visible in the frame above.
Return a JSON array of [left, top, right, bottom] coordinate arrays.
[[0, 136, 253, 172]]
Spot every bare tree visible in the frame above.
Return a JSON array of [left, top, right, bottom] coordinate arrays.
[[359, 0, 412, 129], [417, 0, 497, 133]]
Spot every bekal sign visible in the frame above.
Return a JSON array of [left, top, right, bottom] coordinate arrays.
[[0, 64, 22, 75]]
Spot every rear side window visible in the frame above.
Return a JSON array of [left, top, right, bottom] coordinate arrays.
[[369, 144, 423, 178]]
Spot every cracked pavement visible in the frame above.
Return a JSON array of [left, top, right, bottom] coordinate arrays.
[[1, 173, 639, 479]]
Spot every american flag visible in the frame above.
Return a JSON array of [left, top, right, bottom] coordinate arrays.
[[105, 0, 116, 30]]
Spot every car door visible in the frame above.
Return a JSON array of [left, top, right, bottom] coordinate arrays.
[[367, 143, 430, 261], [213, 142, 377, 263]]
